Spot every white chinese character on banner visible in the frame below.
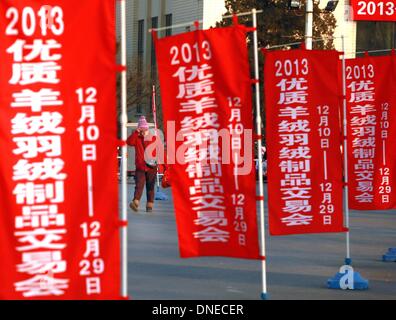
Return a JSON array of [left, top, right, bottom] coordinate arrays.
[[86, 277, 101, 295], [15, 213, 65, 229], [184, 146, 208, 163], [193, 227, 230, 242], [181, 112, 219, 130], [279, 146, 311, 159], [281, 213, 313, 226], [229, 109, 241, 122], [185, 162, 222, 178], [83, 239, 100, 258], [281, 173, 311, 187], [173, 64, 212, 82], [17, 251, 66, 274], [82, 144, 97, 162], [14, 275, 69, 297], [194, 211, 228, 227], [10, 62, 61, 85], [355, 192, 374, 202], [279, 133, 309, 146], [354, 159, 374, 170], [350, 115, 376, 126], [13, 158, 66, 181], [13, 181, 64, 205], [11, 89, 63, 112], [352, 148, 375, 159], [277, 78, 308, 92], [79, 106, 96, 124], [12, 112, 65, 135], [278, 91, 308, 105], [180, 97, 217, 114], [348, 80, 374, 93], [7, 39, 61, 62], [283, 199, 312, 213], [280, 159, 310, 173], [352, 137, 375, 148], [278, 119, 310, 133], [356, 181, 374, 192], [350, 104, 376, 116], [15, 228, 66, 251], [279, 106, 309, 119], [177, 80, 214, 99], [281, 187, 312, 200], [355, 171, 374, 181], [13, 136, 61, 159], [190, 194, 225, 211], [189, 178, 224, 195], [183, 129, 218, 146], [350, 91, 375, 103]]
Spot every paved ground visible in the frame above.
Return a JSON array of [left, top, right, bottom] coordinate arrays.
[[122, 182, 396, 300]]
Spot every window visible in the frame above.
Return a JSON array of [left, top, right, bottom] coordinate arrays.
[[165, 14, 172, 37], [137, 19, 144, 114], [151, 17, 158, 80], [356, 22, 396, 55]]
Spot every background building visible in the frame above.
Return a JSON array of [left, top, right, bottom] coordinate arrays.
[[327, 0, 395, 58], [117, 0, 396, 122], [117, 0, 227, 122]]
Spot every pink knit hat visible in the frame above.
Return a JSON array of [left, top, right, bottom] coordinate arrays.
[[138, 116, 149, 129]]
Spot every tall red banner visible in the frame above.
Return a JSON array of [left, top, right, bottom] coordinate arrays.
[[154, 25, 260, 259], [0, 1, 120, 299], [263, 49, 345, 235], [346, 54, 396, 210]]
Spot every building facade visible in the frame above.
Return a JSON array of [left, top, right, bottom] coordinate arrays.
[[117, 1, 395, 122], [117, 0, 227, 121], [328, 0, 395, 58]]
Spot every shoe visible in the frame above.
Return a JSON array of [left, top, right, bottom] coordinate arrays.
[[146, 201, 154, 212], [129, 200, 139, 212]]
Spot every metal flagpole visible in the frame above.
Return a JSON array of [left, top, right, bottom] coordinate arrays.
[[252, 8, 268, 300], [327, 35, 368, 290], [341, 35, 351, 265], [120, 0, 128, 298], [152, 85, 160, 189], [305, 0, 313, 49], [152, 84, 168, 201]]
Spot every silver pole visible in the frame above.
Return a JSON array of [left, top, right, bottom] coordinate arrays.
[[341, 35, 351, 264], [305, 0, 313, 50], [252, 8, 268, 299], [152, 85, 161, 189], [222, 9, 263, 19], [120, 0, 128, 297], [150, 20, 202, 33]]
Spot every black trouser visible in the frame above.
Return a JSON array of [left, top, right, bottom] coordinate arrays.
[[133, 168, 157, 203]]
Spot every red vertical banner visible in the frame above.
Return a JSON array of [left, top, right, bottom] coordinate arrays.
[[346, 54, 396, 210], [0, 1, 120, 299], [154, 26, 260, 259], [263, 49, 345, 235]]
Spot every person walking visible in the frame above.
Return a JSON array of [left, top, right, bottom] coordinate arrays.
[[127, 116, 158, 212]]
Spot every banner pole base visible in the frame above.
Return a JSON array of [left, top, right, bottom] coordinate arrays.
[[261, 292, 269, 300], [382, 248, 396, 262], [155, 187, 169, 201], [327, 264, 369, 290], [345, 258, 352, 265]]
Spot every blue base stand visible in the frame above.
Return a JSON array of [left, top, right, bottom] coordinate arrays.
[[327, 264, 369, 290], [155, 189, 168, 201], [261, 292, 269, 300], [382, 248, 396, 262]]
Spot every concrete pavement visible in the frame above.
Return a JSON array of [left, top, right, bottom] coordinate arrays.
[[122, 182, 396, 300]]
